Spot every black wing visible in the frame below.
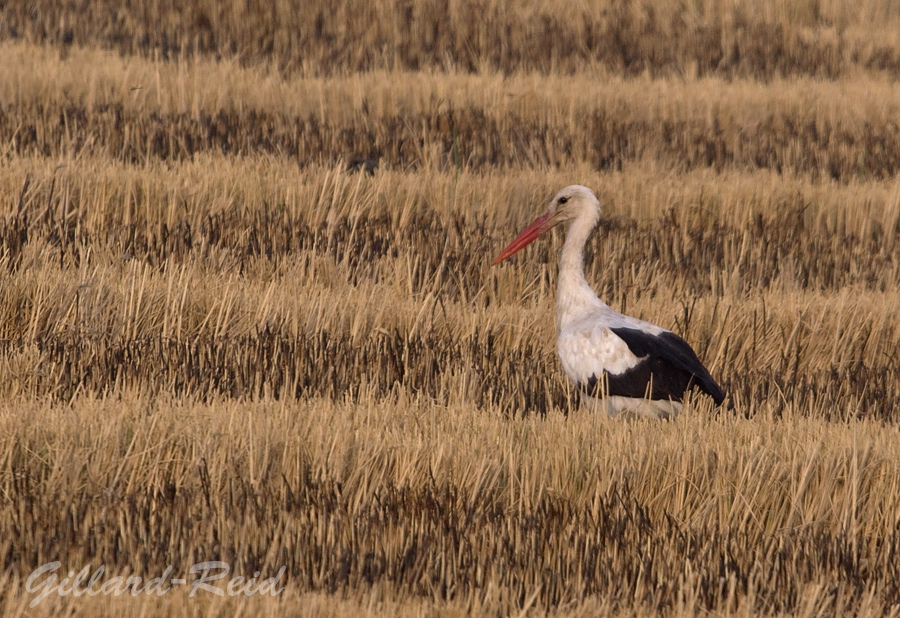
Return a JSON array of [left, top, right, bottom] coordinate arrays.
[[581, 327, 728, 407]]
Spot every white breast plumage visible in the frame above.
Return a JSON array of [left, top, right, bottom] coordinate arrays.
[[558, 321, 639, 384]]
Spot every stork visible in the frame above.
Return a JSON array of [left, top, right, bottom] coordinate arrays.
[[492, 185, 728, 418]]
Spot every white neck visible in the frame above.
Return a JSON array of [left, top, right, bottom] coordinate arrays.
[[556, 212, 607, 333]]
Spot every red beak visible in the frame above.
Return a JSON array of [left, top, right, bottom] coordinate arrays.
[[492, 211, 559, 265]]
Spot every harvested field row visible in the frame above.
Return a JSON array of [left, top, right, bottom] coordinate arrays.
[[2, 161, 899, 292], [6, 102, 900, 179], [3, 0, 900, 77], [2, 396, 900, 614], [4, 322, 900, 420], [4, 42, 900, 178]]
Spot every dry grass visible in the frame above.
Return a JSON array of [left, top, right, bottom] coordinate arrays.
[[4, 41, 900, 178], [2, 2, 900, 615], [2, 396, 900, 616], [4, 0, 900, 77]]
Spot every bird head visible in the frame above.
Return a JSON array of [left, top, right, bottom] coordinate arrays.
[[492, 185, 601, 265]]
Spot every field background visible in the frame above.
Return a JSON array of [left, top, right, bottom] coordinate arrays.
[[2, 0, 900, 616]]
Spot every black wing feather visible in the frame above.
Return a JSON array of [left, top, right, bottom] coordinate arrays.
[[581, 327, 727, 406]]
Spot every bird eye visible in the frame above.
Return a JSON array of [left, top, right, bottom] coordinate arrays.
[[558, 197, 568, 204]]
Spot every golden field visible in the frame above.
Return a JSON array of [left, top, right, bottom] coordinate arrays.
[[2, 1, 900, 615]]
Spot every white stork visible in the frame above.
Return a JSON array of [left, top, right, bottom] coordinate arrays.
[[493, 185, 728, 418]]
